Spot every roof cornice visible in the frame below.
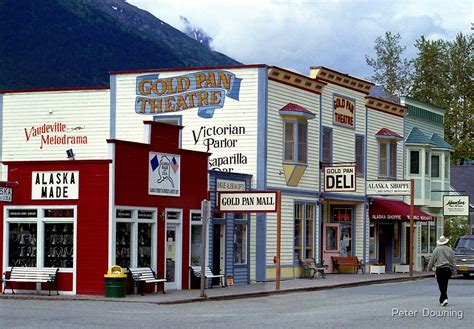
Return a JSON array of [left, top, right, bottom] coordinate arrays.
[[365, 96, 406, 117], [309, 66, 374, 94], [268, 66, 326, 94]]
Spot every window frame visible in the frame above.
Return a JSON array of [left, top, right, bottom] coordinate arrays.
[[355, 134, 365, 177], [322, 126, 333, 167], [283, 120, 308, 165], [4, 205, 76, 271], [431, 154, 440, 178], [114, 206, 157, 269], [293, 202, 316, 264], [378, 141, 397, 179], [409, 150, 420, 175]]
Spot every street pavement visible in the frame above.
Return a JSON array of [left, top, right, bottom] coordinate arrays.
[[0, 276, 473, 328]]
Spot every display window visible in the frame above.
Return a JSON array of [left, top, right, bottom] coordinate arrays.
[[294, 203, 316, 262], [234, 222, 247, 265], [190, 211, 204, 266], [369, 223, 376, 259], [5, 207, 76, 269], [114, 207, 156, 269], [331, 207, 354, 256]]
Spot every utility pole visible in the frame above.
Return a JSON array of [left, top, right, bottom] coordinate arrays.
[[409, 178, 414, 278]]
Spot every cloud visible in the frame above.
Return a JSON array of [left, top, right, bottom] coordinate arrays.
[[128, 0, 471, 79]]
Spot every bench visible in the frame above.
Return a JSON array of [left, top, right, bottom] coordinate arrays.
[[189, 266, 225, 287], [128, 267, 166, 295], [331, 256, 364, 274], [2, 267, 59, 296], [302, 259, 328, 279]]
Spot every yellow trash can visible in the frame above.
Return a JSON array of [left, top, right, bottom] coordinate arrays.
[[104, 265, 127, 297]]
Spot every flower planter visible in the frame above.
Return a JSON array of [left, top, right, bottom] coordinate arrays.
[[369, 264, 385, 274], [395, 264, 409, 273]]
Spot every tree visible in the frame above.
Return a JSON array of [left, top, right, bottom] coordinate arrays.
[[444, 216, 470, 245], [411, 33, 474, 164], [365, 32, 413, 101]]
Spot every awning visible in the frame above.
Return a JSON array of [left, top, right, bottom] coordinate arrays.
[[369, 198, 433, 222]]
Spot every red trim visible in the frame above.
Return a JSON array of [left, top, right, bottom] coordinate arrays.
[[0, 86, 109, 94], [110, 64, 266, 75], [365, 96, 405, 108], [2, 160, 112, 165], [315, 76, 371, 94], [366, 105, 405, 118], [269, 66, 328, 86], [269, 77, 322, 95], [310, 66, 374, 85]]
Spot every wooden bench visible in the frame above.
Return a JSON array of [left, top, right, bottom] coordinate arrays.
[[128, 267, 166, 295], [189, 266, 225, 287], [2, 267, 59, 296], [331, 256, 364, 274], [302, 259, 328, 279]]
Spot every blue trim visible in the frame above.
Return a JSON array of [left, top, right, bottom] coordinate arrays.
[[256, 66, 268, 281], [363, 106, 368, 264], [318, 94, 323, 263], [266, 186, 319, 197], [332, 93, 356, 130], [320, 193, 366, 201], [110, 75, 117, 139]]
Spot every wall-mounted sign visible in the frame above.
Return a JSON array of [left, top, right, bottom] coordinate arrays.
[[116, 209, 132, 218], [367, 180, 411, 195], [24, 122, 88, 149], [443, 195, 469, 216], [32, 171, 79, 200], [149, 152, 181, 197], [138, 210, 154, 219], [218, 191, 277, 212], [0, 187, 13, 202], [8, 209, 38, 218], [324, 166, 356, 192], [333, 95, 355, 129], [216, 179, 246, 191], [135, 70, 241, 118]]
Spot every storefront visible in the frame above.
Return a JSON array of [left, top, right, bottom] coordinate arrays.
[[1, 121, 209, 295]]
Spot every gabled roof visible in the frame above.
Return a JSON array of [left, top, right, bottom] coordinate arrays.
[[279, 103, 316, 119], [405, 127, 435, 146], [430, 133, 454, 150], [375, 128, 403, 140]]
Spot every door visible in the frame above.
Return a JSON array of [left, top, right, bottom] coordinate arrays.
[[322, 224, 340, 273], [212, 224, 225, 285], [378, 224, 394, 272], [165, 224, 181, 290]]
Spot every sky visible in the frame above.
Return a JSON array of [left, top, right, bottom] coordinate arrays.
[[127, 0, 472, 80]]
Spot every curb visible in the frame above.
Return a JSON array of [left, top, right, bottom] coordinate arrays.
[[0, 274, 434, 305]]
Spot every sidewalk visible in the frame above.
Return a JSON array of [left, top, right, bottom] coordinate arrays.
[[0, 272, 434, 305]]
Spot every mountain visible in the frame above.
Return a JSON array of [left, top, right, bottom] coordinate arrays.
[[0, 0, 239, 91], [180, 16, 213, 50]]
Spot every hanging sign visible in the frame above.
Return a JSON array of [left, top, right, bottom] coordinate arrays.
[[324, 165, 356, 192], [218, 191, 277, 212], [443, 195, 469, 216], [31, 171, 79, 200], [0, 187, 13, 202], [367, 180, 411, 195], [149, 152, 181, 197]]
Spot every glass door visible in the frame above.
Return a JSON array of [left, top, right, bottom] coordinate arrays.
[[165, 224, 181, 290]]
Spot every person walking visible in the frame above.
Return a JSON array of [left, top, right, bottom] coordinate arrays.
[[427, 236, 456, 306]]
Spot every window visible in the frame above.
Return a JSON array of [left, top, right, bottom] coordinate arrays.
[[444, 154, 449, 178], [190, 212, 203, 266], [115, 208, 156, 268], [431, 155, 440, 178], [322, 127, 332, 165], [421, 223, 428, 253], [6, 207, 75, 269], [379, 141, 397, 178], [429, 224, 437, 253], [294, 203, 303, 262], [369, 223, 376, 259], [305, 204, 315, 259], [284, 121, 308, 164], [355, 135, 364, 176], [425, 151, 430, 176], [233, 223, 247, 264], [410, 150, 420, 174], [294, 203, 315, 262], [394, 222, 400, 258], [421, 222, 437, 253]]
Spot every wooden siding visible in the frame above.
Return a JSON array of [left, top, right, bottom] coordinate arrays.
[[2, 90, 110, 162], [266, 80, 320, 190], [355, 203, 365, 260], [113, 68, 260, 178], [320, 84, 367, 195]]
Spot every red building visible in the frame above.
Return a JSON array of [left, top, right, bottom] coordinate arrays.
[[1, 122, 209, 295]]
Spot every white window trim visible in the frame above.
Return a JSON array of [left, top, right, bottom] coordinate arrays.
[[113, 206, 157, 269], [283, 119, 308, 165]]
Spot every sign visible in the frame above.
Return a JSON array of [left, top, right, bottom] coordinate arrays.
[[218, 191, 277, 212], [443, 195, 469, 216], [24, 122, 88, 149], [135, 70, 241, 119], [138, 210, 154, 219], [367, 180, 411, 195], [324, 165, 356, 192], [8, 209, 38, 218], [32, 171, 79, 200], [0, 187, 13, 202], [149, 152, 181, 197], [116, 209, 132, 218], [333, 95, 355, 129], [216, 179, 246, 191]]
